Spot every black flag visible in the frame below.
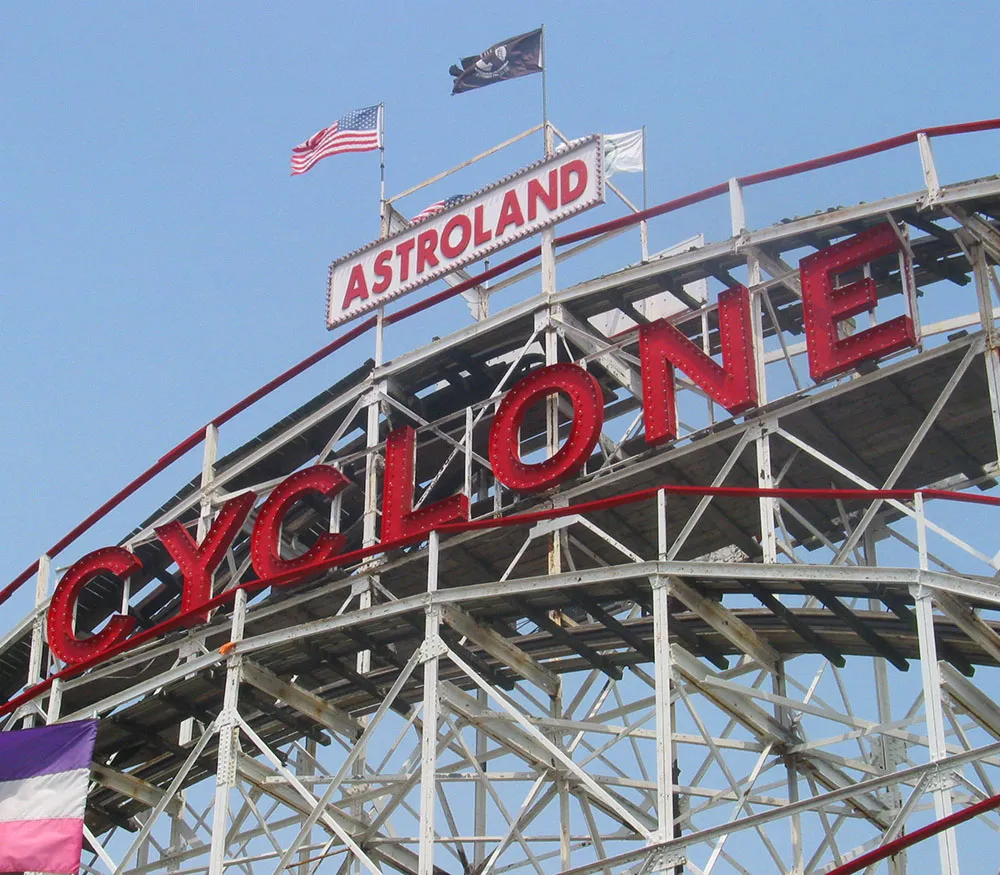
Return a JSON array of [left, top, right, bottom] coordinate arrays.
[[450, 29, 543, 95]]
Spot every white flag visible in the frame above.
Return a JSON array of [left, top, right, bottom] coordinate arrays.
[[603, 130, 644, 177]]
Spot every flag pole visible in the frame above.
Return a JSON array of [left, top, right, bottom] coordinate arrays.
[[378, 104, 388, 238], [538, 25, 556, 297], [640, 124, 649, 261], [540, 25, 552, 157]]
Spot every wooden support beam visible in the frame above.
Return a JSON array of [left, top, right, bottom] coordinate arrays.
[[441, 604, 560, 697], [91, 763, 183, 818], [879, 592, 975, 677], [740, 581, 845, 668], [156, 691, 217, 726], [572, 592, 655, 661], [307, 642, 413, 717], [934, 591, 1000, 667], [517, 599, 623, 680], [941, 662, 1000, 736], [666, 576, 779, 672], [801, 583, 909, 671], [629, 585, 730, 669], [671, 645, 786, 742], [242, 659, 362, 740]]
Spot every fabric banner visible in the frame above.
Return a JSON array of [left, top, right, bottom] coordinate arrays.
[[604, 130, 644, 177], [0, 718, 98, 874], [450, 29, 543, 94]]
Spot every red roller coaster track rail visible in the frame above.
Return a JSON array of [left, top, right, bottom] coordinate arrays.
[[825, 789, 1000, 874]]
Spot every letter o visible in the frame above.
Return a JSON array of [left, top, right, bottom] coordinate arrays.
[[489, 364, 604, 492], [440, 214, 472, 259]]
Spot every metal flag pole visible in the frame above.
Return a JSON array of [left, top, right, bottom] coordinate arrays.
[[378, 104, 388, 238], [540, 25, 552, 157], [538, 26, 556, 297], [641, 124, 649, 261]]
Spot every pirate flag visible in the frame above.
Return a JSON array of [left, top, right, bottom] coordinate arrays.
[[450, 29, 543, 95]]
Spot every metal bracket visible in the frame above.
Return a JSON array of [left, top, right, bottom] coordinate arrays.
[[925, 768, 959, 792], [216, 722, 241, 786], [418, 635, 448, 663], [528, 514, 580, 539], [909, 584, 934, 601], [752, 418, 778, 439], [871, 735, 907, 771], [646, 848, 687, 871], [649, 575, 672, 593], [534, 307, 554, 332]]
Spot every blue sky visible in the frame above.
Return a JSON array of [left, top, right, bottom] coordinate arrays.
[[2, 0, 999, 612]]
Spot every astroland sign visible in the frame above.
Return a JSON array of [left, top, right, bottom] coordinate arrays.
[[327, 136, 605, 327]]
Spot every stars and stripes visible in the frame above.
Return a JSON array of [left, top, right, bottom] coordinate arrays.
[[411, 194, 467, 223], [291, 105, 382, 176]]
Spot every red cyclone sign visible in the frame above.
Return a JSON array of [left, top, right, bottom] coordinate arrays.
[[45, 222, 916, 673]]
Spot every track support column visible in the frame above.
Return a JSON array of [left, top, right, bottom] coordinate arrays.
[[418, 532, 443, 875], [24, 554, 51, 728], [913, 492, 960, 875], [209, 588, 247, 875], [972, 242, 1000, 465], [914, 585, 960, 875], [651, 575, 676, 844], [652, 490, 683, 872]]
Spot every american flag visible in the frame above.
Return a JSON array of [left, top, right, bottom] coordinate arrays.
[[411, 194, 467, 223], [291, 105, 382, 176]]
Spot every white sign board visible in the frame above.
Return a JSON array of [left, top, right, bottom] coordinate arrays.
[[327, 136, 605, 328]]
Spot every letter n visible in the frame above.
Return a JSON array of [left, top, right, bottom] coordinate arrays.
[[639, 285, 758, 445]]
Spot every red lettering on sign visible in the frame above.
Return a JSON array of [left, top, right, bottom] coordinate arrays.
[[473, 205, 492, 246], [489, 364, 604, 492], [341, 264, 369, 310], [639, 285, 758, 445], [372, 249, 393, 295], [441, 214, 472, 259], [156, 493, 256, 626], [560, 159, 587, 205], [416, 229, 440, 274], [527, 169, 559, 221], [381, 426, 469, 542], [495, 189, 526, 236], [396, 237, 416, 282], [250, 466, 350, 582], [46, 547, 141, 665], [800, 222, 917, 381]]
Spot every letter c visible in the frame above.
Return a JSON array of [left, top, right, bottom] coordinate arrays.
[[250, 465, 350, 582], [46, 547, 140, 666]]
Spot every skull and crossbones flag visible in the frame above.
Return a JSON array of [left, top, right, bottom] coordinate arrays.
[[450, 28, 543, 95]]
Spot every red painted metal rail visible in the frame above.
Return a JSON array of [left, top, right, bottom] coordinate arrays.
[[2, 479, 999, 720], [2, 116, 1000, 608], [825, 790, 1000, 874]]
